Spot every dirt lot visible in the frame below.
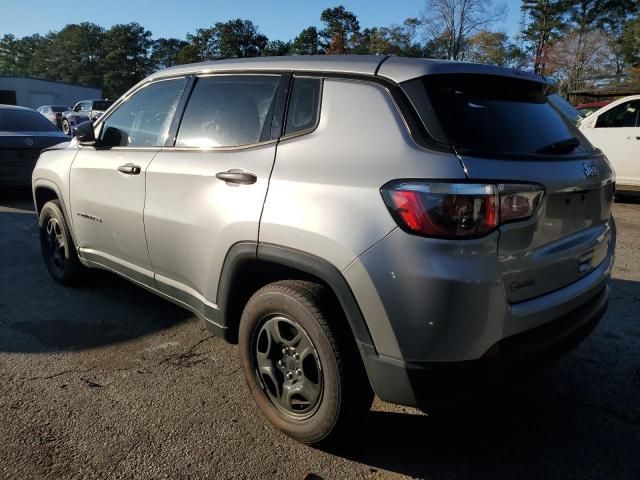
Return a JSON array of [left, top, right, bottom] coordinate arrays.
[[1, 188, 639, 480]]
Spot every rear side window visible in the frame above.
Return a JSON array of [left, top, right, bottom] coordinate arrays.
[[176, 75, 280, 148], [0, 109, 59, 132], [285, 78, 322, 135], [403, 74, 593, 157], [595, 101, 640, 128], [100, 78, 186, 147]]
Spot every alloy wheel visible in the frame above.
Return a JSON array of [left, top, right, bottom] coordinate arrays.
[[44, 217, 66, 273]]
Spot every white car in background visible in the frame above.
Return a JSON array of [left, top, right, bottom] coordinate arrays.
[[579, 95, 640, 190]]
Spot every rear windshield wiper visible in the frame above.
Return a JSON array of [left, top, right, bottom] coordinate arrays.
[[535, 137, 580, 155]]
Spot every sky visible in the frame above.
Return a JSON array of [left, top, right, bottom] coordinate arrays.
[[0, 0, 522, 41]]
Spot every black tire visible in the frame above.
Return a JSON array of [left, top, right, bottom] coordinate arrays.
[[61, 119, 71, 135], [239, 280, 374, 445], [39, 200, 83, 285]]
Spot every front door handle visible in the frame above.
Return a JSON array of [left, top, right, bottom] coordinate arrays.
[[215, 169, 257, 185], [117, 163, 141, 175]]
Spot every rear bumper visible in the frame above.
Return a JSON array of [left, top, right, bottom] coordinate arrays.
[[361, 285, 608, 408], [0, 159, 39, 186]]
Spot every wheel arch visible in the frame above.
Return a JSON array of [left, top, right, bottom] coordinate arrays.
[[33, 179, 79, 247], [216, 242, 376, 355], [33, 182, 61, 216]]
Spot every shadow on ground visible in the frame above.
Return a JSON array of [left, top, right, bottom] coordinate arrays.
[[328, 379, 639, 479], [325, 276, 640, 479], [0, 188, 191, 353]]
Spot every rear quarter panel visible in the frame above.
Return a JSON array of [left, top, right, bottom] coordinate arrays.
[[260, 78, 465, 270]]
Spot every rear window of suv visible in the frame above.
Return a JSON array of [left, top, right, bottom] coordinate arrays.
[[0, 109, 59, 132], [402, 74, 594, 157]]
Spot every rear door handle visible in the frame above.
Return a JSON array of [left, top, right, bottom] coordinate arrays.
[[117, 163, 141, 175], [215, 169, 257, 185]]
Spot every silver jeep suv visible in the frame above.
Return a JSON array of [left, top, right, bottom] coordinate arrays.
[[32, 56, 615, 445]]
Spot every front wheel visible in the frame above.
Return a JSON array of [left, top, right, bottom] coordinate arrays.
[[239, 280, 373, 445], [39, 200, 83, 285], [61, 118, 71, 135]]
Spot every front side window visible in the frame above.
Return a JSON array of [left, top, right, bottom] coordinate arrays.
[[73, 103, 82, 112], [100, 78, 186, 147], [176, 75, 280, 148], [285, 78, 322, 135], [595, 101, 640, 128]]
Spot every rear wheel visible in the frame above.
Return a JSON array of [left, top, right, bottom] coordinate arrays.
[[61, 118, 71, 135], [239, 280, 373, 445], [39, 200, 83, 285]]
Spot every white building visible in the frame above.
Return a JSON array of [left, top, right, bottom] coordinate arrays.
[[0, 77, 102, 109]]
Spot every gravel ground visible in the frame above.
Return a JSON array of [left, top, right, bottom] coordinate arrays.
[[0, 188, 638, 480]]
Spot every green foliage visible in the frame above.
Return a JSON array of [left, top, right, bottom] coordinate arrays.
[[262, 40, 291, 57], [520, 0, 568, 74], [151, 38, 189, 69], [290, 27, 322, 55], [187, 19, 268, 60], [102, 23, 153, 98], [319, 6, 360, 53], [353, 19, 424, 57], [622, 16, 640, 66]]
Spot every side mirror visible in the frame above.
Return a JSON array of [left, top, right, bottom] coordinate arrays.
[[75, 121, 96, 146]]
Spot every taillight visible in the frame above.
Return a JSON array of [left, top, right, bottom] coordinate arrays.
[[381, 182, 543, 239]]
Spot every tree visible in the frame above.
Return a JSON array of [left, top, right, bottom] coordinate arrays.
[[175, 44, 201, 65], [186, 19, 268, 60], [595, 0, 638, 75], [151, 38, 188, 70], [521, 0, 568, 74], [546, 29, 614, 96], [319, 6, 361, 54], [102, 23, 153, 98], [290, 27, 322, 55], [262, 40, 291, 56], [622, 16, 640, 68], [466, 30, 509, 64], [422, 0, 506, 60], [32, 23, 105, 86], [359, 18, 424, 56]]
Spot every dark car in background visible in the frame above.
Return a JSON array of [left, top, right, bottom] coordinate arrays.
[[0, 105, 68, 186], [61, 99, 114, 135], [36, 105, 70, 129]]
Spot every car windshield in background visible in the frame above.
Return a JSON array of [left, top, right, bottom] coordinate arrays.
[[403, 74, 593, 157], [0, 109, 59, 132], [51, 106, 68, 112], [93, 101, 114, 111]]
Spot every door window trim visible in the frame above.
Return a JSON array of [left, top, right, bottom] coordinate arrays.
[[280, 75, 324, 141]]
